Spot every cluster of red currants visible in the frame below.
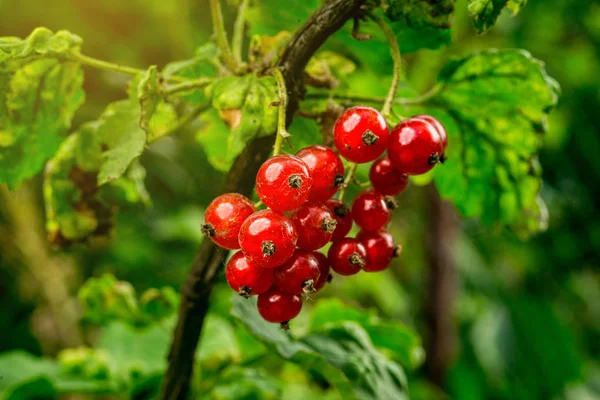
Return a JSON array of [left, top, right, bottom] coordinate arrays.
[[201, 106, 447, 329]]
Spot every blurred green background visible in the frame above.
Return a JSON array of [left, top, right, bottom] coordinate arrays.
[[0, 0, 598, 399]]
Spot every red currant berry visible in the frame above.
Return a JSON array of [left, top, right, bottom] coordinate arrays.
[[369, 156, 409, 196], [333, 106, 389, 163], [413, 114, 447, 153], [239, 210, 298, 268], [356, 229, 400, 272], [328, 238, 366, 276], [352, 189, 396, 232], [225, 251, 274, 297], [296, 145, 345, 201], [274, 250, 321, 294], [324, 199, 353, 242], [388, 117, 444, 175], [312, 251, 332, 291], [256, 155, 313, 212], [290, 202, 337, 250], [257, 287, 303, 327], [201, 193, 255, 249]]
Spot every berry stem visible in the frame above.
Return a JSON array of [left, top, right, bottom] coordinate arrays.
[[162, 78, 215, 96], [254, 200, 263, 208], [232, 0, 250, 65], [271, 67, 291, 156], [367, 11, 401, 119], [337, 162, 357, 202], [209, 0, 243, 73]]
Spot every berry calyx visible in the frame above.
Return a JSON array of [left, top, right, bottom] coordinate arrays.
[[225, 251, 274, 297], [388, 116, 444, 175], [328, 238, 367, 276], [369, 156, 409, 196], [352, 189, 391, 232], [333, 106, 389, 163], [201, 193, 255, 249], [257, 287, 303, 326], [324, 199, 353, 242], [255, 155, 313, 212], [239, 210, 298, 268], [356, 229, 397, 272], [296, 145, 345, 201], [274, 250, 321, 295], [290, 202, 337, 250], [312, 251, 331, 292]]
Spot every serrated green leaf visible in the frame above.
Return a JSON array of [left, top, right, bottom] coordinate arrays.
[[430, 49, 559, 236], [0, 351, 57, 400], [137, 66, 160, 132], [231, 296, 409, 400], [0, 27, 84, 189], [468, 0, 528, 33], [383, 0, 454, 29]]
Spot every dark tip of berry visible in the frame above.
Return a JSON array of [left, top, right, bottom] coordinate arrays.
[[348, 253, 366, 268], [280, 321, 291, 331], [261, 240, 276, 256], [322, 217, 337, 233], [200, 223, 215, 237], [346, 145, 351, 150], [428, 152, 440, 165], [440, 153, 447, 164], [362, 130, 379, 146], [327, 273, 333, 283], [334, 204, 350, 218], [302, 279, 316, 294], [288, 174, 303, 189], [334, 174, 345, 187], [393, 245, 403, 258], [238, 286, 252, 298], [384, 196, 398, 210]]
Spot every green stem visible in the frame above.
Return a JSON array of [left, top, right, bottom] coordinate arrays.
[[71, 52, 145, 76], [210, 0, 240, 73], [232, 0, 250, 64], [367, 11, 401, 119], [163, 78, 214, 95], [304, 84, 443, 107], [337, 162, 357, 202], [271, 67, 291, 156], [254, 200, 263, 208], [148, 104, 210, 143]]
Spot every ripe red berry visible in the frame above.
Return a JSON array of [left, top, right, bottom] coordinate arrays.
[[201, 193, 255, 249], [388, 117, 444, 175], [296, 145, 345, 202], [257, 287, 303, 326], [333, 106, 389, 163], [352, 189, 395, 232], [256, 155, 313, 212], [356, 229, 400, 272], [369, 156, 409, 196], [328, 238, 367, 276], [324, 199, 353, 242], [413, 114, 447, 153], [225, 251, 274, 297], [312, 251, 332, 291], [290, 202, 337, 250], [274, 250, 321, 294], [239, 210, 298, 268]]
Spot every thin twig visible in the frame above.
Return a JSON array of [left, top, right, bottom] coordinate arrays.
[[209, 0, 240, 72], [337, 162, 357, 202], [271, 67, 291, 156], [232, 0, 250, 64]]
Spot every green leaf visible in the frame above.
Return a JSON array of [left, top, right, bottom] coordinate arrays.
[[467, 0, 528, 33], [210, 367, 280, 400], [0, 27, 85, 189], [137, 66, 160, 133], [310, 299, 424, 370], [231, 296, 409, 400], [207, 74, 277, 164], [383, 0, 455, 29], [430, 49, 559, 236], [246, 0, 318, 37], [196, 109, 233, 172], [0, 351, 57, 400]]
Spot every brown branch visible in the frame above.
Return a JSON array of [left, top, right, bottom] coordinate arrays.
[[424, 185, 459, 386], [159, 1, 366, 399]]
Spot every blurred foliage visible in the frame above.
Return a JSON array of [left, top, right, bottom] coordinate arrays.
[[0, 0, 598, 399]]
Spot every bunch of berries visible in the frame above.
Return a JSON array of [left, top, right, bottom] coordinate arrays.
[[202, 106, 447, 329]]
